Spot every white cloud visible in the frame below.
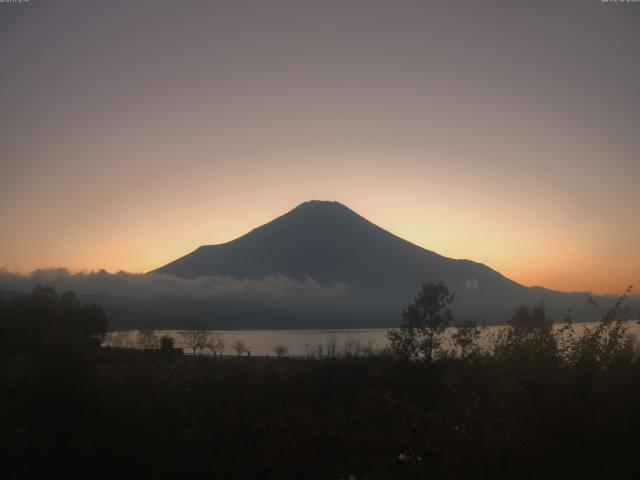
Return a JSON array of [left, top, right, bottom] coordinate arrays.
[[0, 268, 351, 304], [465, 278, 479, 291]]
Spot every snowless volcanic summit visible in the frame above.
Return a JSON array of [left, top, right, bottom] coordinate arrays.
[[155, 201, 617, 324]]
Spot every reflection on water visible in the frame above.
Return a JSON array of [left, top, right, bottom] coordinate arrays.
[[106, 320, 640, 357]]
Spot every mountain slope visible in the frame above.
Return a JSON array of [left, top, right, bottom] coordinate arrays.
[[156, 201, 519, 298], [155, 200, 619, 323]]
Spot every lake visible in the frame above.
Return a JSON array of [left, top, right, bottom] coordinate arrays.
[[106, 320, 640, 357]]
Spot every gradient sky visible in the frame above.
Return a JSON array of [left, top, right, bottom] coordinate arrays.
[[1, 0, 638, 295]]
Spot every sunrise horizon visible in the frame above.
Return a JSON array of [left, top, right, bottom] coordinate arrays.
[[1, 197, 636, 297], [3, 3, 640, 476], [3, 2, 639, 301]]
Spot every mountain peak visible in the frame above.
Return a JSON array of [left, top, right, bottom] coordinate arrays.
[[275, 200, 362, 227], [154, 200, 585, 322], [151, 201, 619, 324], [157, 198, 453, 291], [292, 200, 349, 212]]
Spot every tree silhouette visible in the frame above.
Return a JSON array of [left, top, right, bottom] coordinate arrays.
[[452, 320, 481, 359], [388, 281, 454, 361], [180, 324, 210, 356], [0, 286, 107, 354], [209, 332, 226, 356], [494, 302, 557, 365], [272, 344, 288, 358], [232, 339, 247, 356], [569, 285, 635, 369]]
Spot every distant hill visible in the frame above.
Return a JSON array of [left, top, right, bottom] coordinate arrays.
[[155, 200, 636, 326]]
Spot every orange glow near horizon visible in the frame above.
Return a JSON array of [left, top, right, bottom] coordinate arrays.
[[1, 190, 637, 296], [1, 1, 638, 297]]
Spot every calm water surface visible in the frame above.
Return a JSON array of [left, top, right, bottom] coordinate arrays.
[[109, 321, 640, 357]]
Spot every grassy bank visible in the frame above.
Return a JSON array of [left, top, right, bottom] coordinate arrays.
[[2, 347, 640, 479]]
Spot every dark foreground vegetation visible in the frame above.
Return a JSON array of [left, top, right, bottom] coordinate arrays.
[[1, 284, 639, 479]]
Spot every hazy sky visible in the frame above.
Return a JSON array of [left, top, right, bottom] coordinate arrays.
[[1, 0, 638, 295]]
